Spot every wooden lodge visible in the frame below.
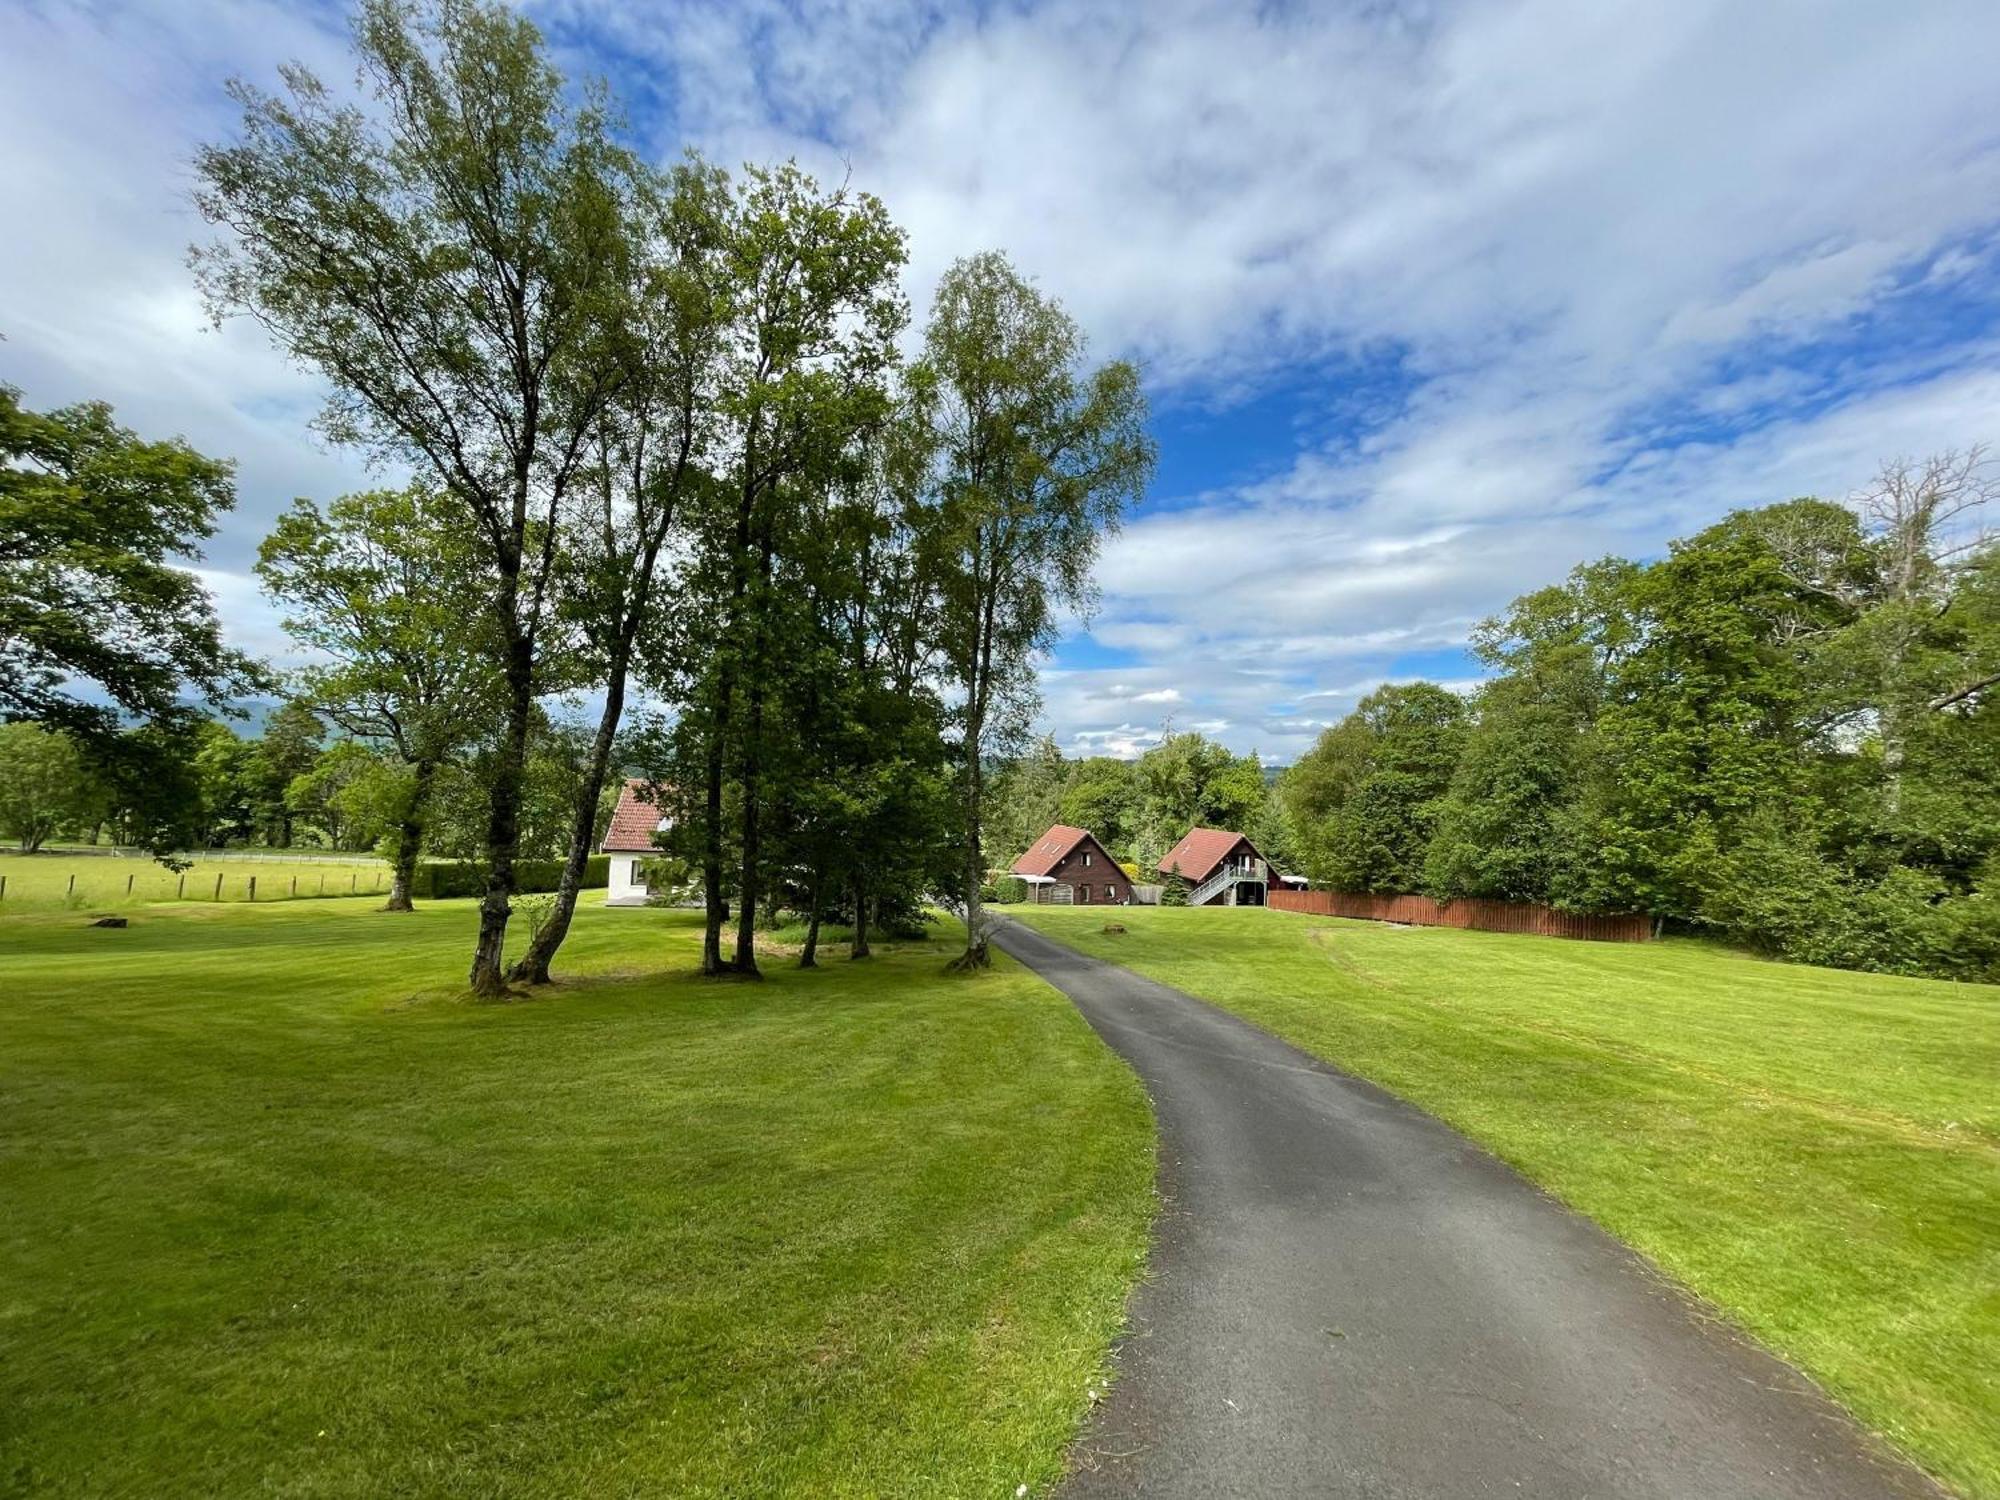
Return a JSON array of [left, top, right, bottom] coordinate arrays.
[[1158, 826, 1285, 907], [1011, 825, 1134, 906]]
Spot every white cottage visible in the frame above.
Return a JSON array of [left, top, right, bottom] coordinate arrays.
[[602, 778, 670, 906]]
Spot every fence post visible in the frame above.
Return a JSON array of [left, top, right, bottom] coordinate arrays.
[[350, 873, 356, 894], [319, 874, 325, 896], [214, 873, 223, 901], [68, 874, 76, 895], [249, 875, 257, 902], [126, 873, 135, 895], [177, 873, 185, 899], [1, 874, 6, 901], [291, 876, 297, 899]]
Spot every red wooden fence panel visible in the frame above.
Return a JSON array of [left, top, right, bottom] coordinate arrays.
[[1267, 888, 1652, 942]]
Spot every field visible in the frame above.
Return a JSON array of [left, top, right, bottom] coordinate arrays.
[[1013, 904, 2000, 1499], [0, 848, 391, 909], [0, 901, 1154, 1497]]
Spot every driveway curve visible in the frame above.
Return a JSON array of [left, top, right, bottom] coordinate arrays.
[[992, 917, 1944, 1500]]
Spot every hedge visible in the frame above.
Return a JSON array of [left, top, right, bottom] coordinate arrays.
[[409, 855, 610, 901]]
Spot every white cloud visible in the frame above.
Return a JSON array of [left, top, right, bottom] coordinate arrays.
[[8, 0, 2000, 760], [0, 0, 372, 580]]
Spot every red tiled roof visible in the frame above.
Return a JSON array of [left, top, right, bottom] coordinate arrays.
[[1012, 824, 1091, 878], [1157, 826, 1254, 882], [602, 778, 670, 852]]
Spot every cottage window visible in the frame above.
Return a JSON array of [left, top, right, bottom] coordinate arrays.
[[1083, 852, 1092, 867], [1105, 885, 1116, 901], [1077, 884, 1090, 903]]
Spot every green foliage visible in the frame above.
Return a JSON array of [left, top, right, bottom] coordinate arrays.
[[987, 730, 1274, 876], [1276, 462, 2000, 982], [0, 385, 259, 751], [911, 250, 1155, 960], [256, 485, 499, 881], [0, 724, 96, 852], [409, 855, 608, 900], [1282, 682, 1468, 892], [988, 875, 1028, 905], [1423, 689, 1593, 902]]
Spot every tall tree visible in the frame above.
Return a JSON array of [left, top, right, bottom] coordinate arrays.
[[195, 0, 636, 994], [910, 252, 1154, 969], [0, 386, 259, 855], [1291, 682, 1468, 893], [661, 164, 906, 978], [506, 159, 733, 984], [1846, 452, 1995, 818], [256, 487, 496, 907], [252, 700, 326, 847]]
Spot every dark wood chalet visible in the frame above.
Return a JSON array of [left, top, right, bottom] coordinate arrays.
[[1158, 826, 1273, 906], [1011, 824, 1134, 906]]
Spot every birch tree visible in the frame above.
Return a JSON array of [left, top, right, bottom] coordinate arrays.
[[194, 0, 634, 993], [908, 253, 1154, 970]]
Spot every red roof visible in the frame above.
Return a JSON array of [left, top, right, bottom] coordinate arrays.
[[1012, 824, 1092, 877], [1157, 827, 1255, 882], [602, 778, 670, 852]]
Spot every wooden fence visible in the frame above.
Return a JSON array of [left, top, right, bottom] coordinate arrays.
[[1267, 888, 1653, 942]]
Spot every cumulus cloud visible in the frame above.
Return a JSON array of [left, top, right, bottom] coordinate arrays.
[[7, 0, 2000, 761], [0, 0, 371, 575]]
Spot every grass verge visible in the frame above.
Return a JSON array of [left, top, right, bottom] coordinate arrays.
[[0, 901, 1153, 1497], [1012, 903, 1999, 1499]]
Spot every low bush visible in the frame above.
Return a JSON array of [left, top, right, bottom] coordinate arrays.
[[409, 855, 609, 901]]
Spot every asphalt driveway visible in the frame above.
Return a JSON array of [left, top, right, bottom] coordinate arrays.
[[992, 917, 1943, 1500]]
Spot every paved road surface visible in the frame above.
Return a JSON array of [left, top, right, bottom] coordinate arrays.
[[991, 918, 1942, 1500]]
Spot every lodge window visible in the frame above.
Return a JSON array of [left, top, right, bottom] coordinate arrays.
[[1105, 885, 1116, 901], [1083, 852, 1092, 866], [1077, 884, 1090, 903]]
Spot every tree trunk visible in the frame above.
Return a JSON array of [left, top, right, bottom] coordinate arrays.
[[850, 870, 871, 959], [701, 723, 728, 975], [730, 517, 777, 980], [731, 730, 764, 977], [1881, 700, 1908, 823], [383, 757, 437, 913], [800, 866, 823, 969], [950, 726, 989, 971], [508, 644, 631, 984], [470, 628, 533, 997]]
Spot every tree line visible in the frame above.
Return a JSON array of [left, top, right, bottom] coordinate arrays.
[[2, 0, 1152, 993], [1273, 455, 1999, 980]]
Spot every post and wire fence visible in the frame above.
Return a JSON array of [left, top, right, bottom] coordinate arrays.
[[0, 857, 395, 910]]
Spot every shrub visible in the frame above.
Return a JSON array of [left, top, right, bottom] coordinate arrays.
[[638, 855, 698, 907], [409, 855, 609, 901]]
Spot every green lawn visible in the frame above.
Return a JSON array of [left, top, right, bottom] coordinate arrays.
[[0, 900, 1153, 1497], [0, 849, 391, 909], [1013, 904, 2000, 1500]]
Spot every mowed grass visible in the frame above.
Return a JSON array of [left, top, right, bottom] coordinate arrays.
[[0, 849, 392, 909], [1014, 904, 2000, 1499], [0, 901, 1154, 1498]]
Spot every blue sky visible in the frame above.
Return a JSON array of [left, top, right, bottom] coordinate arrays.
[[6, 0, 2000, 761]]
